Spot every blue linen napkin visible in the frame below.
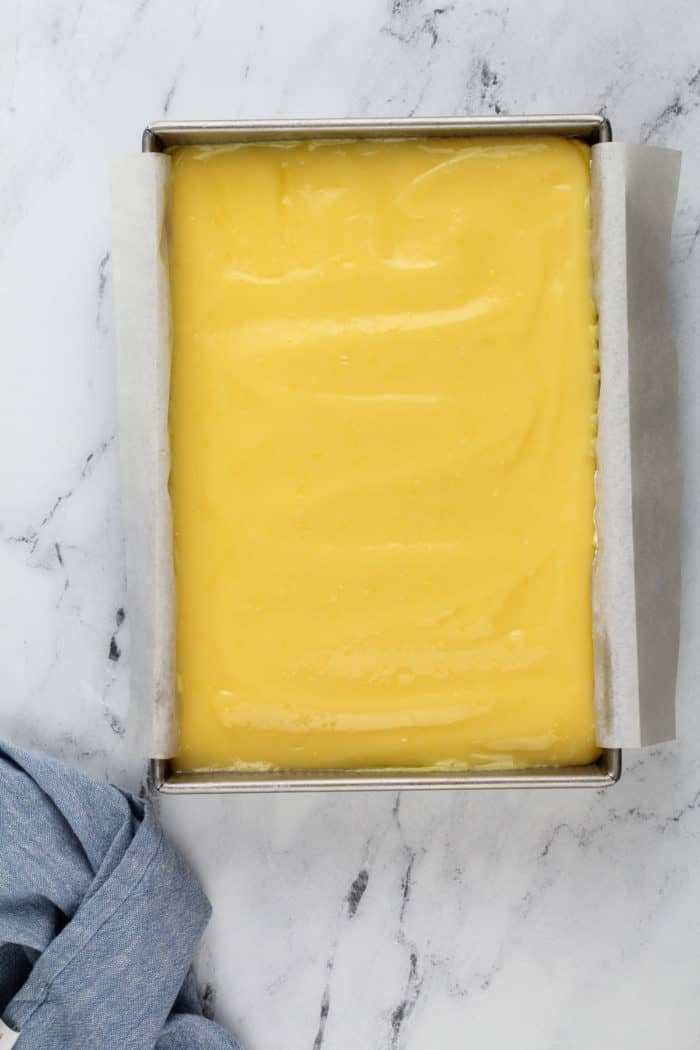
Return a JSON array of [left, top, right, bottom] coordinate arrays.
[[0, 741, 240, 1049]]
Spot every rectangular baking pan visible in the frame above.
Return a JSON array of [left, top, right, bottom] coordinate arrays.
[[144, 113, 621, 792]]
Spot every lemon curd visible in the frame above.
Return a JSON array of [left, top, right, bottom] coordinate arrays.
[[168, 136, 599, 772]]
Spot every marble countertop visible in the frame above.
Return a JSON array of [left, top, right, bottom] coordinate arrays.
[[2, 1, 700, 1047]]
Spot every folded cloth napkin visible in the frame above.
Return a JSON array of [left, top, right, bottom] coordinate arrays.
[[0, 741, 240, 1049]]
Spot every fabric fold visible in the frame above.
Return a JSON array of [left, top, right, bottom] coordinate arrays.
[[0, 742, 240, 1050]]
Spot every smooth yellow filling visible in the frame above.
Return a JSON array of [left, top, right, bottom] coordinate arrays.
[[168, 136, 598, 772]]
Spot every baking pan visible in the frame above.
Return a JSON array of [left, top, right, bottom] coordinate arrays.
[[143, 114, 621, 792]]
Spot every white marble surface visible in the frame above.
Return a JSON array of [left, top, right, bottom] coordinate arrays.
[[2, 1, 700, 1047]]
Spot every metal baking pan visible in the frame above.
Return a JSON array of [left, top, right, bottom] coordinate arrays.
[[144, 114, 621, 793]]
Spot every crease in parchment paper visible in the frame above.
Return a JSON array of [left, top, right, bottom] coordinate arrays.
[[112, 142, 681, 757]]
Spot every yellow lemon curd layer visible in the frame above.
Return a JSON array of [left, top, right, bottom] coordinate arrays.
[[168, 136, 598, 773]]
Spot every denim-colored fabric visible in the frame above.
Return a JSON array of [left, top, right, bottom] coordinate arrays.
[[0, 742, 240, 1049]]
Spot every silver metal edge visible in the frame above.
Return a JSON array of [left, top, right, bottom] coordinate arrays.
[[142, 114, 612, 152], [151, 750, 621, 793], [142, 112, 620, 792]]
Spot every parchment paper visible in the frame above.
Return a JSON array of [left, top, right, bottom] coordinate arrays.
[[591, 143, 681, 747], [112, 141, 681, 758], [112, 153, 176, 760]]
